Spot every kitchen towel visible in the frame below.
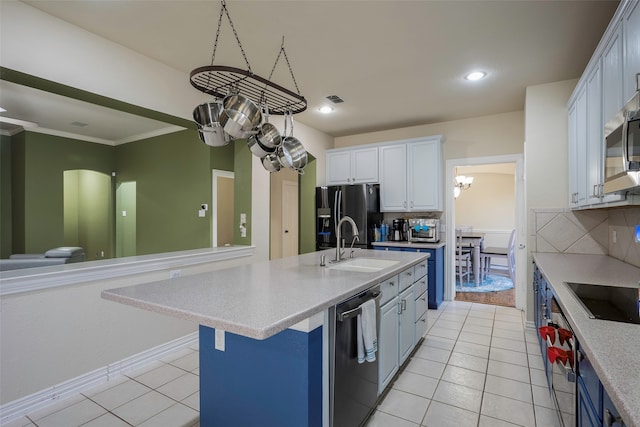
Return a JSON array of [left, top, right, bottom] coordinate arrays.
[[357, 299, 377, 364]]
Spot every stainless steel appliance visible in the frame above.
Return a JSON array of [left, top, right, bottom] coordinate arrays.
[[316, 185, 382, 251], [538, 293, 577, 427], [390, 218, 408, 241], [408, 218, 440, 243], [329, 286, 381, 427], [603, 89, 640, 194]]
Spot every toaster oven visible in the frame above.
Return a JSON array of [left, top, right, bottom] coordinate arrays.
[[408, 219, 440, 243]]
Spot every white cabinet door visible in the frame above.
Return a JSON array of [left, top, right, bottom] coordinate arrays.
[[399, 285, 416, 364], [379, 144, 408, 211], [623, 0, 640, 103], [407, 140, 442, 211], [576, 87, 588, 207], [602, 23, 623, 124], [352, 147, 379, 184], [378, 297, 399, 394], [326, 151, 352, 185], [568, 101, 579, 209], [586, 63, 603, 206]]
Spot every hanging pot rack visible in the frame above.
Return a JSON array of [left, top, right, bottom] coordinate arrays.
[[189, 1, 307, 115]]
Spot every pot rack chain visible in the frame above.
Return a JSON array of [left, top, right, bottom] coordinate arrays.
[[265, 36, 302, 97], [190, 0, 307, 114], [209, 0, 252, 77]]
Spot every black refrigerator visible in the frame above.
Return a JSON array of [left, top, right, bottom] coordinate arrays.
[[316, 184, 383, 251]]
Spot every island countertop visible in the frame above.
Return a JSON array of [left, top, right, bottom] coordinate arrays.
[[102, 248, 428, 340], [533, 252, 640, 427]]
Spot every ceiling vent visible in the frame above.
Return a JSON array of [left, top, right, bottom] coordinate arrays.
[[325, 95, 344, 104]]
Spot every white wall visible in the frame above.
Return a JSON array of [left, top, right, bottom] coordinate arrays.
[[524, 78, 577, 321]]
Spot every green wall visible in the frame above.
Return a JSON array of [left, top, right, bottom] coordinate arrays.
[[299, 156, 317, 254], [11, 131, 115, 254], [115, 129, 214, 255], [0, 136, 12, 258]]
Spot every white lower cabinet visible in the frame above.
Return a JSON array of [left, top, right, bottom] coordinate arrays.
[[378, 295, 399, 393], [399, 285, 416, 364], [378, 262, 428, 395]]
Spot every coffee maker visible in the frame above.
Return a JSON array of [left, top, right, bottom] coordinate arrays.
[[390, 218, 408, 241]]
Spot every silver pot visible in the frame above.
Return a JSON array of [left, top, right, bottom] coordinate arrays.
[[219, 94, 262, 139], [248, 134, 276, 158], [193, 102, 231, 147], [262, 153, 281, 172], [256, 122, 282, 149], [278, 136, 307, 172]]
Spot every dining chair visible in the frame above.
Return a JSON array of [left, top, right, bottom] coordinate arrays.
[[481, 229, 516, 284], [455, 229, 472, 285]]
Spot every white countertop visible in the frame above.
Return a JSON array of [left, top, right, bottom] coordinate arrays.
[[532, 253, 640, 427], [102, 248, 428, 340], [372, 241, 446, 249]]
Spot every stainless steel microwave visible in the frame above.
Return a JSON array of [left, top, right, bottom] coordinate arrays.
[[603, 90, 640, 194]]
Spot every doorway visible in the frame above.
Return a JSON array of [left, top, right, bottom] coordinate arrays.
[[63, 169, 112, 260], [212, 170, 235, 247], [269, 168, 299, 259], [116, 181, 136, 257], [445, 154, 526, 310]]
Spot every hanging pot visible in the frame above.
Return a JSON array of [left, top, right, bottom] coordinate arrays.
[[277, 112, 307, 172], [219, 94, 262, 139], [193, 101, 231, 147], [262, 152, 281, 173], [277, 136, 307, 172], [255, 103, 282, 149], [247, 134, 276, 158]]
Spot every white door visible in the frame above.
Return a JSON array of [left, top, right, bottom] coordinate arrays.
[[282, 180, 299, 258]]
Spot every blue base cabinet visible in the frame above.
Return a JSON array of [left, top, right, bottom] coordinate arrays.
[[375, 245, 444, 309], [199, 325, 322, 427]]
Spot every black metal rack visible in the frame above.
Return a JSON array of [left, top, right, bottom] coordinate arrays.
[[190, 65, 307, 115]]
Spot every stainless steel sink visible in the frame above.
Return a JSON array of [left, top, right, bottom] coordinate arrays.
[[565, 282, 640, 324], [327, 258, 399, 273]]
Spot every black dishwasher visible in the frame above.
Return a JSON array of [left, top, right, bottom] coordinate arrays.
[[329, 286, 381, 427]]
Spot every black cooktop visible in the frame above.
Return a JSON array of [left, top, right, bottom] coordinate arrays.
[[565, 282, 640, 324]]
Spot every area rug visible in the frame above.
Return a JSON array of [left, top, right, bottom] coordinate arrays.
[[456, 274, 514, 293]]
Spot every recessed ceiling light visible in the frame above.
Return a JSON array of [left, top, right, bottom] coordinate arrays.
[[465, 71, 487, 81], [318, 106, 334, 114]]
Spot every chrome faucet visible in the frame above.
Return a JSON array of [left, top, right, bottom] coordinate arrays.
[[335, 216, 359, 262]]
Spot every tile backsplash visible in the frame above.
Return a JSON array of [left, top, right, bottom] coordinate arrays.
[[530, 206, 640, 268]]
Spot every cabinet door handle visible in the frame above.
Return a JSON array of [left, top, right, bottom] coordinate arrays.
[[401, 299, 407, 311], [397, 302, 403, 315], [389, 281, 395, 287], [593, 184, 599, 197]]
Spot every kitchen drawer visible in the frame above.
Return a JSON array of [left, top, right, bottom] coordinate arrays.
[[414, 290, 428, 321], [414, 261, 427, 280], [399, 266, 415, 291], [413, 275, 427, 298], [415, 312, 428, 342], [379, 275, 400, 306]]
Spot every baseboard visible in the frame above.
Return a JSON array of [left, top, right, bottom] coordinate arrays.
[[0, 332, 198, 424]]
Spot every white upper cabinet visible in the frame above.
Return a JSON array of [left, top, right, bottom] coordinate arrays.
[[326, 147, 379, 185], [567, 0, 636, 209], [623, 0, 640, 103], [379, 136, 443, 212]]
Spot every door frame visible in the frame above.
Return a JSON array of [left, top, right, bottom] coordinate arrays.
[[444, 154, 526, 311], [211, 169, 235, 248]]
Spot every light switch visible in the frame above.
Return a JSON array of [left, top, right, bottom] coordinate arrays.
[[240, 213, 246, 223], [199, 209, 206, 217], [122, 210, 127, 217]]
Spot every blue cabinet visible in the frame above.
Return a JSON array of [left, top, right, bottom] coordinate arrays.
[[374, 245, 444, 309]]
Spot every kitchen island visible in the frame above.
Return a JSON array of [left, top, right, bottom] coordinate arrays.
[[533, 253, 640, 427], [102, 248, 429, 427]]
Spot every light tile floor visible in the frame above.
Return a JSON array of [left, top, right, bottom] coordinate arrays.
[[4, 301, 556, 427]]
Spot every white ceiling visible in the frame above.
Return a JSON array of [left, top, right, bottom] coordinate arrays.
[[4, 0, 619, 139]]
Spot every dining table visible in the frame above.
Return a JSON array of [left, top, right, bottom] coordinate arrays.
[[458, 232, 485, 285]]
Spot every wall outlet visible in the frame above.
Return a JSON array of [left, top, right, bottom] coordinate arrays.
[[612, 230, 617, 244], [170, 269, 182, 279]]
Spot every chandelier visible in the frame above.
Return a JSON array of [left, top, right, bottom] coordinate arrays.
[[454, 175, 474, 198]]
